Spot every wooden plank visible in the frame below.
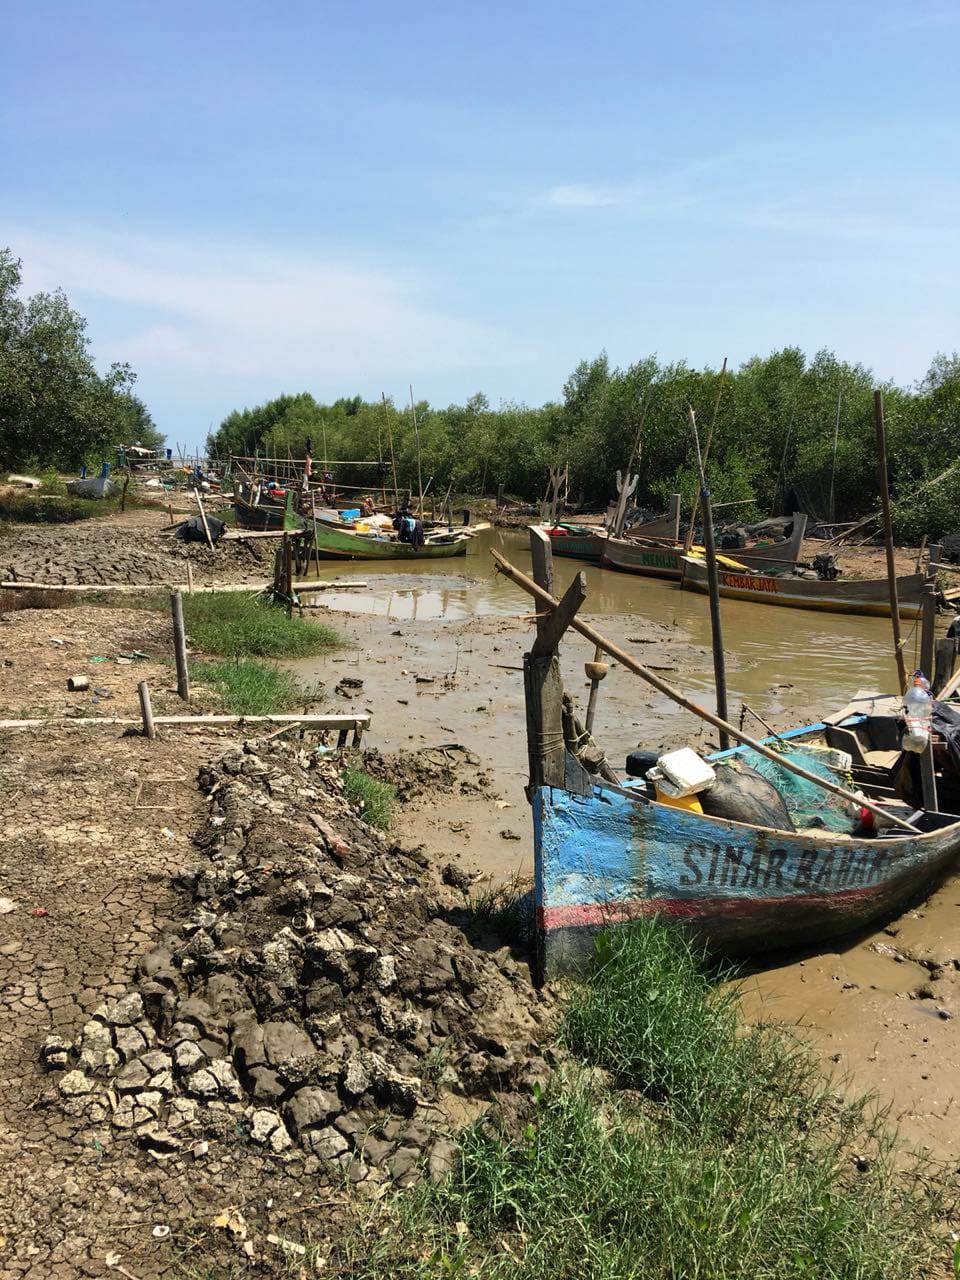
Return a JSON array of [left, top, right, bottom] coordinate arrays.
[[0, 713, 370, 731], [531, 571, 587, 658], [194, 489, 215, 550]]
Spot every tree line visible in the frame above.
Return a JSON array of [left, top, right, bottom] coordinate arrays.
[[0, 247, 162, 474], [209, 348, 960, 540]]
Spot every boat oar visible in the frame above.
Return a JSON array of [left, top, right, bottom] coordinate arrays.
[[491, 548, 920, 834]]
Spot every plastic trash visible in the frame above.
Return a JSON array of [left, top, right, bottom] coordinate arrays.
[[647, 747, 715, 798], [902, 671, 933, 754]]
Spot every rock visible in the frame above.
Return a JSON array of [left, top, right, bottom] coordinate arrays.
[[442, 863, 472, 891], [303, 1125, 349, 1162], [262, 1020, 316, 1068], [246, 1065, 285, 1102], [372, 955, 397, 991], [185, 1069, 220, 1099], [207, 1058, 243, 1099], [284, 1087, 341, 1139], [59, 1070, 93, 1097], [173, 1040, 206, 1075], [167, 1098, 198, 1129], [109, 992, 145, 1027], [387, 1145, 420, 1182], [427, 1138, 456, 1182], [41, 1035, 72, 1069], [116, 1058, 152, 1092], [114, 1025, 149, 1062], [359, 1133, 394, 1167], [231, 1019, 266, 1070], [342, 1054, 374, 1097], [249, 1108, 283, 1144]]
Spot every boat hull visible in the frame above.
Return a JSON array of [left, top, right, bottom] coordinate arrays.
[[547, 526, 607, 562], [602, 514, 808, 580], [535, 778, 960, 975], [234, 495, 304, 532], [312, 522, 469, 560], [681, 559, 924, 618]]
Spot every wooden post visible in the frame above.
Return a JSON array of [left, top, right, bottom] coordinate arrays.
[[138, 680, 156, 739], [919, 545, 940, 681], [186, 562, 194, 595], [311, 497, 321, 579], [584, 644, 608, 733], [524, 526, 566, 790], [919, 581, 939, 812], [283, 534, 294, 618], [382, 393, 399, 501], [529, 526, 554, 649], [688, 406, 730, 749], [120, 472, 130, 513], [933, 637, 959, 697], [167, 500, 174, 525], [170, 591, 190, 701], [684, 357, 727, 552], [874, 389, 907, 694], [194, 488, 214, 550]]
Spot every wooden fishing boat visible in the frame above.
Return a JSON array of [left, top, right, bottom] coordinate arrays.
[[534, 712, 960, 973], [311, 520, 469, 560], [602, 513, 808, 580], [234, 491, 304, 532], [546, 523, 608, 562], [490, 534, 960, 978], [681, 556, 924, 618], [547, 496, 683, 563]]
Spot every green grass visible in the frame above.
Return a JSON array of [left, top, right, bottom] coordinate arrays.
[[192, 658, 303, 716], [0, 489, 119, 523], [336, 920, 954, 1280], [180, 591, 341, 659], [342, 766, 395, 830], [465, 873, 533, 943]]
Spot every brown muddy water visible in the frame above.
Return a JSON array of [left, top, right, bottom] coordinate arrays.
[[289, 528, 960, 1158]]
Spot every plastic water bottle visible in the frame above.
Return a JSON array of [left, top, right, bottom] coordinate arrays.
[[902, 672, 932, 753]]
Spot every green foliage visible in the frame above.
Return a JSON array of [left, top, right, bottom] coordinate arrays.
[[192, 659, 302, 716], [0, 247, 162, 471], [209, 347, 960, 539], [0, 489, 134, 524], [341, 920, 953, 1280], [180, 591, 341, 659], [342, 767, 395, 829]]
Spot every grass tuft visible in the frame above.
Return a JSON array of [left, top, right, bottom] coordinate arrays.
[[181, 592, 340, 659], [342, 767, 395, 830], [466, 873, 533, 943], [336, 919, 955, 1280], [192, 659, 303, 716]]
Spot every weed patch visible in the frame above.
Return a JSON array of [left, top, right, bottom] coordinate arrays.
[[342, 767, 394, 830], [179, 592, 340, 659], [339, 920, 955, 1280], [192, 659, 303, 716]]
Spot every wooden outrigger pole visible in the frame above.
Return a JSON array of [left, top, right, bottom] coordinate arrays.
[[873, 389, 908, 694], [683, 356, 727, 553]]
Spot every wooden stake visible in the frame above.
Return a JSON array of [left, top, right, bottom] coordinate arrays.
[[491, 548, 920, 833], [138, 680, 156, 739], [0, 712, 371, 732], [194, 488, 214, 550], [283, 534, 294, 617], [687, 406, 730, 749], [171, 591, 190, 701], [187, 562, 194, 595], [874, 390, 908, 694], [311, 496, 321, 580]]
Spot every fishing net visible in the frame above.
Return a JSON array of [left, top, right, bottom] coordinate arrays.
[[733, 743, 855, 833]]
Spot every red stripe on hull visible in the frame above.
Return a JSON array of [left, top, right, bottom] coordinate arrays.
[[538, 886, 878, 931]]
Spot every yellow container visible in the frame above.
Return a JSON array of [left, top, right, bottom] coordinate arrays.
[[654, 786, 703, 814]]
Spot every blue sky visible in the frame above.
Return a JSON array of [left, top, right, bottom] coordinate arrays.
[[3, 0, 958, 449]]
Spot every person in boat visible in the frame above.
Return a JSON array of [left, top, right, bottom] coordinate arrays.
[[392, 506, 425, 549], [360, 494, 376, 517]]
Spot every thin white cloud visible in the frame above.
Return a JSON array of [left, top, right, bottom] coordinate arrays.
[[5, 228, 506, 382], [545, 183, 624, 208]]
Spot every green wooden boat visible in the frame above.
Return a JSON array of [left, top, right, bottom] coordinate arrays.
[[312, 520, 469, 561]]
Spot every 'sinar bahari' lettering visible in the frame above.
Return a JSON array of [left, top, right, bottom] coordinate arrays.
[[677, 843, 887, 893]]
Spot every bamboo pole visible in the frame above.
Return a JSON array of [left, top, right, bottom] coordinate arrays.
[[490, 548, 920, 833], [170, 591, 190, 701], [684, 357, 727, 553], [874, 390, 908, 694], [0, 713, 371, 732], [382, 393, 399, 501], [410, 384, 424, 512], [828, 385, 842, 524], [687, 405, 730, 749]]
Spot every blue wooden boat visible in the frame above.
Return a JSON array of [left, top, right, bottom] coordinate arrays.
[[535, 714, 960, 975]]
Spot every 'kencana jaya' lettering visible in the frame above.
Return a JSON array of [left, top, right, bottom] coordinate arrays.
[[678, 843, 891, 891], [720, 572, 778, 593]]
